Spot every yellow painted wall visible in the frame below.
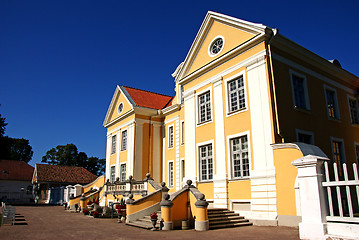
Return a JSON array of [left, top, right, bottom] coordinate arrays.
[[227, 180, 251, 200], [126, 191, 162, 215], [197, 182, 214, 200], [188, 20, 256, 74], [171, 192, 188, 221], [108, 88, 134, 123], [273, 147, 303, 216], [272, 48, 359, 165], [83, 176, 105, 193]]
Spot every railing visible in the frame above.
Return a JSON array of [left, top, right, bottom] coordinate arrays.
[[323, 162, 359, 223], [105, 174, 159, 197]]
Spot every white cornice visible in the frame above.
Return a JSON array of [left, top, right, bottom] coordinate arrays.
[[160, 104, 180, 116], [104, 109, 135, 128], [175, 11, 271, 84]]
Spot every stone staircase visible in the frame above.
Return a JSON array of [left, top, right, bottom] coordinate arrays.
[[208, 208, 252, 229], [126, 211, 162, 229]]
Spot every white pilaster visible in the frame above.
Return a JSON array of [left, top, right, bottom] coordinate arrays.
[[212, 76, 228, 208], [134, 121, 143, 180], [246, 55, 277, 221], [106, 135, 111, 181], [184, 90, 197, 185], [127, 121, 135, 179], [152, 123, 162, 182], [175, 119, 180, 190], [116, 131, 120, 179]]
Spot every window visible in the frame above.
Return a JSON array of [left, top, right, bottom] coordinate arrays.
[[230, 135, 250, 178], [181, 159, 185, 181], [291, 72, 310, 110], [296, 129, 314, 145], [110, 166, 116, 183], [168, 126, 174, 148], [325, 86, 340, 119], [348, 97, 359, 124], [228, 76, 246, 112], [331, 138, 345, 177], [168, 162, 174, 187], [120, 164, 126, 182], [121, 130, 127, 151], [199, 144, 213, 181], [198, 91, 211, 123], [208, 36, 224, 57], [118, 102, 124, 114], [181, 121, 184, 145], [111, 135, 116, 154], [355, 143, 359, 164]]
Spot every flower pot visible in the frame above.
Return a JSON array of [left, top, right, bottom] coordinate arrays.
[[151, 219, 157, 230]]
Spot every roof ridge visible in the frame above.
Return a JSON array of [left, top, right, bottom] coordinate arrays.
[[122, 85, 174, 98]]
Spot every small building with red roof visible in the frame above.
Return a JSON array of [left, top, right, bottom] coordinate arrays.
[[0, 159, 35, 204], [32, 164, 97, 204]]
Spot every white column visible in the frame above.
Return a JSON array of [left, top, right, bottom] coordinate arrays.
[[292, 155, 329, 240], [175, 119, 180, 190], [106, 134, 111, 181], [184, 90, 197, 185], [116, 130, 120, 179], [152, 122, 162, 182], [134, 121, 143, 180], [246, 55, 277, 222], [127, 121, 135, 179], [212, 76, 228, 208]]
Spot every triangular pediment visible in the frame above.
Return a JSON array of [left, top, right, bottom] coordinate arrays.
[[103, 86, 136, 127], [174, 11, 268, 81]]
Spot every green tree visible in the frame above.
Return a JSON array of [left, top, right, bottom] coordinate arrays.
[[42, 143, 105, 176], [0, 111, 33, 162]]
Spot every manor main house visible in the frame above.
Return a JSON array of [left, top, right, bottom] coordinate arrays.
[[103, 11, 359, 226]]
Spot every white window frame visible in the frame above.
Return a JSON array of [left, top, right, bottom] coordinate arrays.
[[168, 124, 174, 149], [111, 135, 117, 155], [330, 137, 346, 178], [120, 163, 126, 182], [347, 95, 359, 125], [354, 142, 359, 165], [227, 131, 251, 180], [168, 160, 174, 188], [197, 140, 215, 182], [290, 70, 310, 111], [224, 70, 248, 116], [295, 129, 315, 145], [110, 165, 116, 183], [121, 130, 127, 151], [324, 85, 340, 120], [208, 35, 225, 57], [196, 87, 213, 126], [180, 158, 185, 183], [180, 120, 184, 145]]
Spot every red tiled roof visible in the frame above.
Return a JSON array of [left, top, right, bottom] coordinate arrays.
[[123, 86, 174, 110], [34, 164, 97, 184], [0, 160, 34, 181]]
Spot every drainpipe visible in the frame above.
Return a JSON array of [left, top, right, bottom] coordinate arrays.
[[267, 28, 285, 143]]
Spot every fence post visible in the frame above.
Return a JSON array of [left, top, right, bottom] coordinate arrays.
[[292, 155, 329, 240]]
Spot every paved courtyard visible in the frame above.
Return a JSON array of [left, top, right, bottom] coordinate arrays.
[[0, 206, 300, 240]]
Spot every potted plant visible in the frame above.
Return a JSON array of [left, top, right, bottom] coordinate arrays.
[[93, 211, 99, 218], [83, 209, 89, 215], [150, 212, 158, 230], [75, 204, 79, 213]]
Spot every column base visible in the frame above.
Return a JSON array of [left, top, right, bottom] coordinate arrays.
[[195, 220, 209, 231], [163, 221, 173, 230], [299, 222, 327, 240]]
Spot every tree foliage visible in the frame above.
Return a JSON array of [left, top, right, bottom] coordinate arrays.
[[0, 111, 33, 163], [42, 143, 105, 176]]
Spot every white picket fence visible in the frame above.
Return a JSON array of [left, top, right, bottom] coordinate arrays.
[[322, 162, 359, 223]]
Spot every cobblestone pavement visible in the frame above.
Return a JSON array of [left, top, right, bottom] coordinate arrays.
[[0, 206, 300, 240]]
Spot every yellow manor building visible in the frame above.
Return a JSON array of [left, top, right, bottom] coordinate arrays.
[[102, 11, 359, 227]]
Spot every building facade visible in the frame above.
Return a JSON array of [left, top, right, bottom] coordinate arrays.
[[103, 11, 359, 225]]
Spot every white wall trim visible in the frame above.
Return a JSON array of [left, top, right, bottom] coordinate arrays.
[[196, 139, 215, 183]]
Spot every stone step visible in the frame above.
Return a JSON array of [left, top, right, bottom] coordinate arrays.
[[126, 219, 160, 230], [209, 221, 253, 230], [208, 212, 239, 218], [209, 218, 250, 225], [208, 210, 235, 215], [208, 215, 245, 222]]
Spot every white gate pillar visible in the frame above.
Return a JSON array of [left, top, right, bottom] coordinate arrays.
[[292, 155, 329, 240]]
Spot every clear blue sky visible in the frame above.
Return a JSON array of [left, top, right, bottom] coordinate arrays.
[[1, 0, 358, 167]]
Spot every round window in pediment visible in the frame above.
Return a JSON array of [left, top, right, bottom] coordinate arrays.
[[118, 102, 124, 114], [208, 36, 224, 57]]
